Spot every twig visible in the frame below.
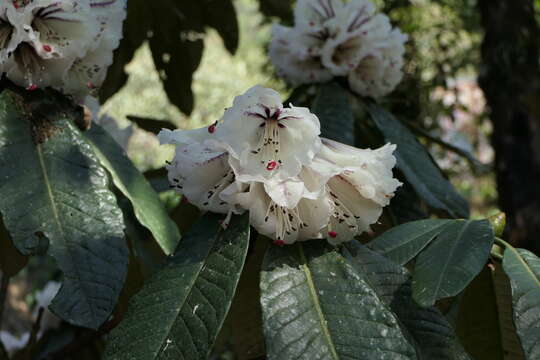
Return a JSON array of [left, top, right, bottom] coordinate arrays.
[[403, 120, 492, 174], [0, 273, 9, 330]]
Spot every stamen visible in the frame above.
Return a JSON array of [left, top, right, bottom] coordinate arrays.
[[42, 44, 52, 52], [26, 84, 38, 91], [273, 239, 285, 246], [328, 231, 337, 238]]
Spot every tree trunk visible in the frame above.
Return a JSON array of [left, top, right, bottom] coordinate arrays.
[[478, 0, 540, 252]]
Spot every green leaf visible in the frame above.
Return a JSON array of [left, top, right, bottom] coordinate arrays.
[[502, 248, 540, 359], [0, 215, 28, 277], [389, 182, 428, 224], [103, 213, 250, 360], [83, 123, 180, 255], [366, 103, 469, 218], [0, 87, 128, 329], [343, 242, 471, 360], [126, 115, 174, 134], [455, 266, 504, 360], [260, 242, 417, 360], [258, 0, 294, 23], [202, 0, 239, 54], [312, 82, 355, 145], [412, 220, 494, 307], [368, 219, 453, 266], [148, 1, 204, 115]]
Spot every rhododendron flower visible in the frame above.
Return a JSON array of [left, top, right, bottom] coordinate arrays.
[[62, 0, 126, 100], [317, 139, 402, 244], [2, 0, 100, 90], [160, 86, 401, 245], [348, 29, 407, 98], [160, 132, 245, 224], [269, 0, 407, 98], [0, 0, 125, 99], [232, 182, 331, 245]]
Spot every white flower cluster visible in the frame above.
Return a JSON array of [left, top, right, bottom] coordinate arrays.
[[160, 86, 401, 245], [269, 0, 407, 98], [0, 0, 125, 101]]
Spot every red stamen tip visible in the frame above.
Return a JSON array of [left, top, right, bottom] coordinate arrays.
[[181, 196, 189, 204], [87, 82, 95, 89], [274, 239, 285, 246], [208, 124, 216, 133], [42, 44, 52, 52], [26, 84, 38, 91], [266, 161, 278, 171], [328, 231, 338, 238]]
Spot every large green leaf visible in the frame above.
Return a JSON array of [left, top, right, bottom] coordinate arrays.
[[0, 87, 128, 329], [412, 220, 494, 307], [366, 103, 469, 218], [312, 82, 355, 145], [389, 182, 428, 224], [455, 266, 504, 360], [83, 123, 180, 255], [202, 0, 239, 54], [502, 248, 540, 359], [260, 242, 417, 360], [343, 242, 471, 360], [368, 219, 453, 266], [103, 213, 250, 360]]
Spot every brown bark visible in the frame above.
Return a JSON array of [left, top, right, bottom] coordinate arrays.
[[478, 0, 540, 252]]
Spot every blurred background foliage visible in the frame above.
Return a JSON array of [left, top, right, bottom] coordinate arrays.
[[99, 0, 497, 218]]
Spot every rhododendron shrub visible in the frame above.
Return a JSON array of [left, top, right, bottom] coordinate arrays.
[[0, 1, 538, 360]]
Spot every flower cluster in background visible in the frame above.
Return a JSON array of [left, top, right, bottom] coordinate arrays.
[[269, 0, 407, 98], [160, 86, 401, 245], [0, 0, 125, 103]]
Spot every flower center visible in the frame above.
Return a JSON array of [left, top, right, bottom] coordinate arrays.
[[264, 200, 308, 242], [247, 105, 298, 172]]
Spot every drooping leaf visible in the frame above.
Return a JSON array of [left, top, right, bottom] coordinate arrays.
[[455, 266, 504, 360], [126, 115, 174, 134], [258, 0, 294, 23], [366, 103, 469, 218], [492, 262, 526, 359], [502, 247, 540, 359], [0, 341, 7, 360], [367, 219, 453, 266], [103, 213, 250, 360], [101, 0, 239, 114], [202, 0, 239, 54], [389, 181, 428, 224], [0, 215, 28, 277], [312, 82, 355, 145], [83, 123, 180, 255], [0, 87, 128, 330], [229, 237, 268, 360], [260, 242, 417, 360], [343, 242, 471, 360], [412, 220, 494, 307]]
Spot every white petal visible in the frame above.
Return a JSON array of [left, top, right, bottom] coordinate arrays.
[[320, 138, 402, 206], [348, 28, 407, 98], [294, 0, 345, 31], [216, 86, 322, 182], [235, 182, 330, 244], [269, 25, 332, 86], [158, 126, 216, 146], [166, 141, 236, 214]]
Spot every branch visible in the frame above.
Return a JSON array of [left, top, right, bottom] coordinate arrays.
[[403, 120, 492, 174]]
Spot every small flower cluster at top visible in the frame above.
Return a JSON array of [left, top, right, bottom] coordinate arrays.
[[159, 86, 401, 246], [0, 0, 125, 102], [269, 0, 407, 98]]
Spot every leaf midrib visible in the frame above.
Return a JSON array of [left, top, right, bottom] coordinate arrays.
[[154, 235, 218, 359], [297, 244, 339, 360], [508, 248, 540, 288], [431, 221, 471, 299], [37, 143, 96, 320]]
